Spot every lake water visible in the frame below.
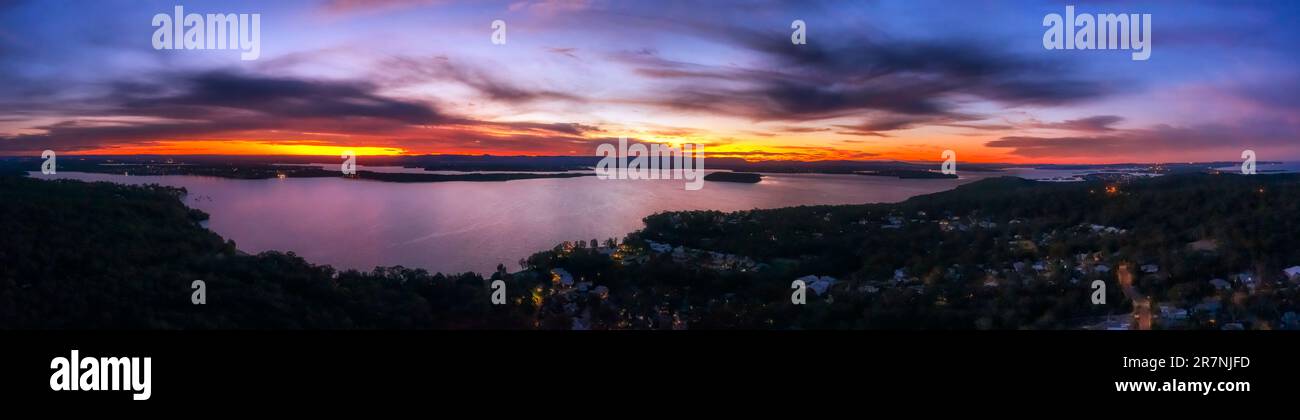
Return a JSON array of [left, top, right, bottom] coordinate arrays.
[[34, 170, 1005, 274]]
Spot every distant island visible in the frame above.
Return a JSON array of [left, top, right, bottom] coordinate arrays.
[[856, 169, 958, 179], [0, 156, 591, 183], [351, 171, 589, 183], [704, 171, 763, 183]]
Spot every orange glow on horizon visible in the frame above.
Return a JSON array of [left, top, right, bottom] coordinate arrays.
[[64, 139, 1033, 163], [72, 140, 406, 156], [53, 136, 1167, 164]]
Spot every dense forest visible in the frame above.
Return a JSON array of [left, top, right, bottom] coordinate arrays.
[[2, 168, 1298, 329]]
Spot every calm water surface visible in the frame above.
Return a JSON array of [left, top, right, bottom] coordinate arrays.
[[38, 170, 1006, 273]]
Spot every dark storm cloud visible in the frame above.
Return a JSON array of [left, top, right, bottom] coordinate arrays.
[[776, 126, 831, 133], [121, 71, 444, 124], [835, 113, 986, 137], [1035, 115, 1125, 132], [616, 24, 1117, 128], [480, 121, 603, 136], [377, 56, 584, 104], [0, 70, 595, 153], [0, 120, 241, 152]]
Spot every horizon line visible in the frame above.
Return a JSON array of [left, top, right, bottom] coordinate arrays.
[[1, 153, 1284, 167]]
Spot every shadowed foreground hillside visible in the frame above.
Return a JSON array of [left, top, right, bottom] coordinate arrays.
[[0, 173, 536, 328]]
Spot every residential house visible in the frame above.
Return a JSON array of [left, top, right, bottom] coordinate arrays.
[[796, 275, 837, 296], [1283, 266, 1300, 283], [551, 268, 575, 287]]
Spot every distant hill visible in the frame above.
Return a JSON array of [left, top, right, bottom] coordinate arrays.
[[704, 172, 762, 183]]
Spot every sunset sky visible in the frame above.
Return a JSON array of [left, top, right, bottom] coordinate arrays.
[[0, 0, 1297, 163]]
